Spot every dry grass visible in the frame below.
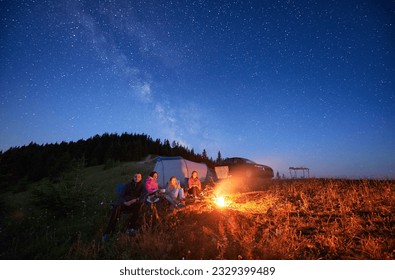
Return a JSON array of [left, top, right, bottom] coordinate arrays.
[[70, 178, 394, 260]]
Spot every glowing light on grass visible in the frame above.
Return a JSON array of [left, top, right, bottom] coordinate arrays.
[[215, 196, 226, 207]]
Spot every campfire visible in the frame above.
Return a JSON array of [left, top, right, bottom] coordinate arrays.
[[214, 196, 228, 207]]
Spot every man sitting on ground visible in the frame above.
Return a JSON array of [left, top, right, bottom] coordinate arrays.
[[102, 173, 144, 241]]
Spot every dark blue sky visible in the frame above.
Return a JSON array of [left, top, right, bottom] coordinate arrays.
[[1, 0, 394, 178]]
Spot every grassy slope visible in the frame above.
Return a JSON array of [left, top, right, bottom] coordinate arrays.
[[0, 160, 155, 259], [1, 160, 394, 260]]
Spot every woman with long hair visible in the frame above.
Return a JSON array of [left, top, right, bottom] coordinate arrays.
[[188, 170, 202, 200]]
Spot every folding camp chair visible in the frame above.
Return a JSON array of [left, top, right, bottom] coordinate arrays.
[[215, 166, 231, 180]]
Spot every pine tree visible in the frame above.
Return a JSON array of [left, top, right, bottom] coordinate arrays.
[[202, 149, 208, 160], [216, 150, 222, 163]]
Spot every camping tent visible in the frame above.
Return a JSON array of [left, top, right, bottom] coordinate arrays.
[[153, 156, 208, 188]]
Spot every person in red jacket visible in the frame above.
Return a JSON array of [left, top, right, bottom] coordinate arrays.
[[188, 170, 202, 200]]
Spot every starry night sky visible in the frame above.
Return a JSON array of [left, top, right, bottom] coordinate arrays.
[[1, 0, 394, 179]]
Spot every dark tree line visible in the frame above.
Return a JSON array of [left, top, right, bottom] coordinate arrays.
[[0, 132, 216, 187]]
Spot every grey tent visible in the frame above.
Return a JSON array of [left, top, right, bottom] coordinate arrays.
[[153, 156, 208, 188]]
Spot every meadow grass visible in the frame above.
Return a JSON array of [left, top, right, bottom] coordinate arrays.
[[0, 160, 155, 259], [0, 162, 393, 260]]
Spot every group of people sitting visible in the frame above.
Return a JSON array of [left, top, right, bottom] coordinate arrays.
[[102, 170, 203, 241]]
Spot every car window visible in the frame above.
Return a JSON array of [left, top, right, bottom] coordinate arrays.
[[223, 158, 257, 165]]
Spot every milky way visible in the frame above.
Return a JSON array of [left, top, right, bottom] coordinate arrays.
[[1, 0, 394, 178]]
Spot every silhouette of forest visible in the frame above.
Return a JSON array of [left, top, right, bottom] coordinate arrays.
[[0, 133, 215, 187]]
